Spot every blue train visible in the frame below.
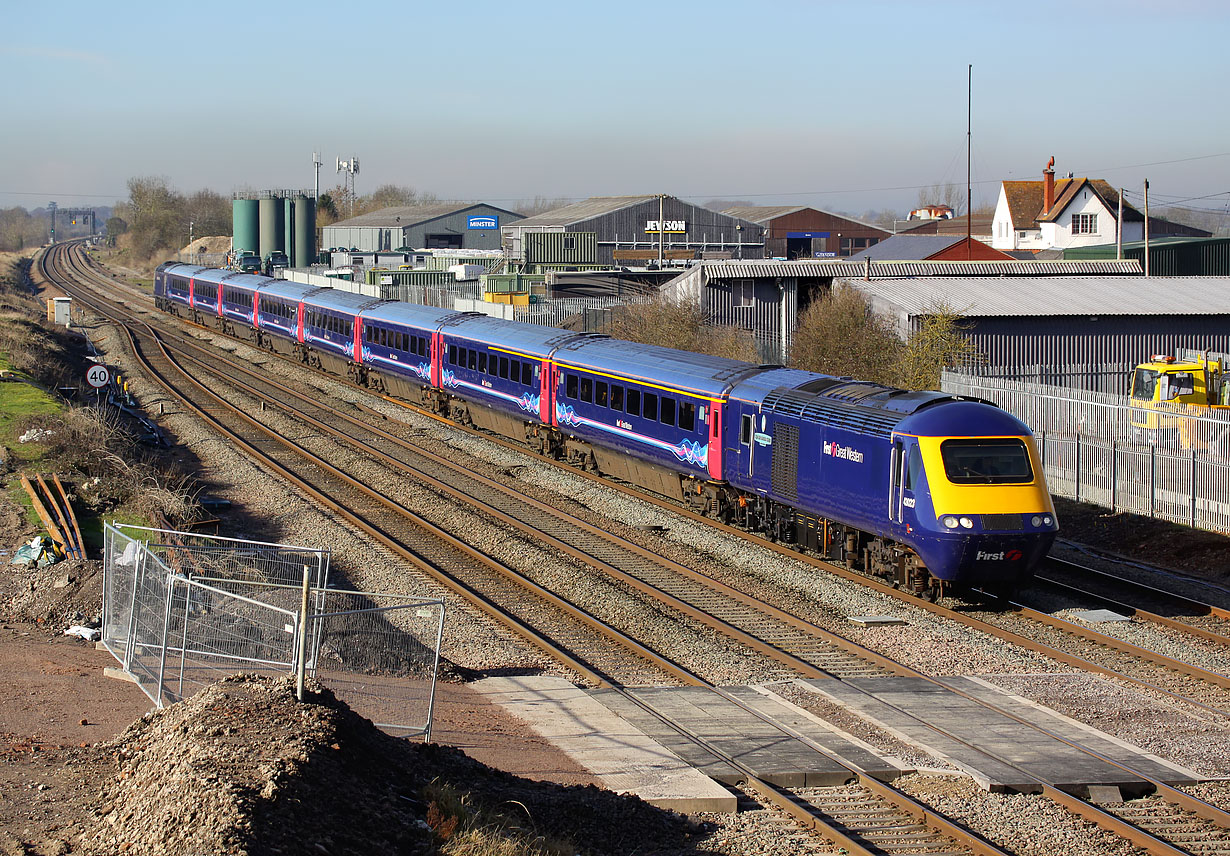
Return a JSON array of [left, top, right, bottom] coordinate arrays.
[[155, 263, 1058, 596]]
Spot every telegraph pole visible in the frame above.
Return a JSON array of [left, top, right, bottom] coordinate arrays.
[[48, 202, 56, 244], [1143, 179, 1151, 277]]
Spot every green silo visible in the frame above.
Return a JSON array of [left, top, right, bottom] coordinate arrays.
[[293, 195, 316, 268], [258, 197, 285, 260], [283, 197, 294, 266], [232, 199, 259, 255]]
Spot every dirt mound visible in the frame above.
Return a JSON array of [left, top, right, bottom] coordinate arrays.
[[83, 675, 702, 856], [177, 235, 231, 257]]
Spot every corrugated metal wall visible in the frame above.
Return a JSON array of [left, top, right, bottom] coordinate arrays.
[[571, 199, 766, 265], [402, 206, 510, 251], [944, 315, 1230, 393], [703, 276, 797, 363], [525, 231, 597, 265]]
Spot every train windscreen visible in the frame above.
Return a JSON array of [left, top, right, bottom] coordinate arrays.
[[940, 438, 1033, 484]]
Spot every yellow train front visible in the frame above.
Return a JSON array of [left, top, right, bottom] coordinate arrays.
[[887, 399, 1058, 594]]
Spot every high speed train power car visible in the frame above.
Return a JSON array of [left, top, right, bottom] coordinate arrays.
[[155, 263, 1058, 597]]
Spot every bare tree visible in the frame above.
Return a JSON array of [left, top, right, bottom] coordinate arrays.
[[895, 302, 978, 390], [916, 182, 966, 216], [605, 297, 758, 362], [789, 286, 903, 385]]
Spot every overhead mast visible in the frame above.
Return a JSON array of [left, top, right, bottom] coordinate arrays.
[[966, 63, 972, 260]]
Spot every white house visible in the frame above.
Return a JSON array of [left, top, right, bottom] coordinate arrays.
[[991, 158, 1144, 251]]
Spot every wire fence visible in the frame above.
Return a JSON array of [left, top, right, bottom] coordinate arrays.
[[944, 371, 1230, 533], [102, 524, 445, 739]]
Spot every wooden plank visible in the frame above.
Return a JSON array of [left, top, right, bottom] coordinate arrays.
[[36, 475, 78, 559], [53, 475, 87, 561], [18, 473, 67, 551]]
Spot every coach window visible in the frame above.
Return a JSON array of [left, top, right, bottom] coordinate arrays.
[[521, 362, 532, 385], [643, 392, 658, 421], [679, 401, 696, 431], [660, 397, 676, 427], [611, 385, 624, 411], [468, 349, 477, 370], [596, 381, 608, 407], [418, 337, 427, 357], [478, 352, 487, 373], [499, 356, 509, 379], [448, 344, 458, 364], [580, 377, 593, 403], [626, 388, 640, 416], [566, 373, 578, 399]]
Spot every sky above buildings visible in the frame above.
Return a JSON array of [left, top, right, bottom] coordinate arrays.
[[5, 0, 1229, 219]]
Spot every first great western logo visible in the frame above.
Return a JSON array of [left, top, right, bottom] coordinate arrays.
[[823, 441, 864, 463]]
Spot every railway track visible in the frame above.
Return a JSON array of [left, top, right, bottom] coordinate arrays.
[[42, 242, 1230, 855]]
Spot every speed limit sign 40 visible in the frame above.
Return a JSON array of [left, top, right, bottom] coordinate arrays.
[[86, 364, 110, 389]]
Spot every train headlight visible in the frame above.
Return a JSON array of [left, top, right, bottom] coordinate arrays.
[[942, 516, 959, 528], [959, 517, 974, 529], [1031, 515, 1043, 527], [1043, 515, 1053, 526], [1031, 514, 1055, 528]]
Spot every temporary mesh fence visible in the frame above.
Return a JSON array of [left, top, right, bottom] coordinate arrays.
[[102, 524, 445, 739]]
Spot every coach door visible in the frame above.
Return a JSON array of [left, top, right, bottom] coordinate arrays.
[[890, 437, 906, 525]]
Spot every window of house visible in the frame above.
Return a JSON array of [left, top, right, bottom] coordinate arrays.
[[1072, 213, 1098, 235]]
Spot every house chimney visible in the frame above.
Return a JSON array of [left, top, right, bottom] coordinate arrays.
[[1043, 156, 1056, 214]]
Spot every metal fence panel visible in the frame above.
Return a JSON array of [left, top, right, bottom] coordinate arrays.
[[947, 372, 1230, 535], [308, 590, 446, 740], [157, 576, 298, 707]]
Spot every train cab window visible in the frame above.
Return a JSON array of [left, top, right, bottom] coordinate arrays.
[[679, 401, 695, 431], [499, 356, 509, 379], [740, 414, 752, 444], [580, 377, 593, 403], [521, 362, 532, 385], [626, 388, 640, 416], [907, 447, 923, 490], [941, 438, 1033, 484], [642, 392, 658, 421], [596, 381, 608, 407], [566, 374, 578, 399], [611, 385, 624, 411]]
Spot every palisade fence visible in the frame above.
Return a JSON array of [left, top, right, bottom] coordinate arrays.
[[102, 524, 445, 739], [942, 371, 1230, 534]]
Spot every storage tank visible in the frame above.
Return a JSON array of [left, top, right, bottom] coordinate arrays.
[[258, 197, 285, 260], [283, 197, 295, 268], [292, 195, 317, 268], [232, 199, 259, 255]]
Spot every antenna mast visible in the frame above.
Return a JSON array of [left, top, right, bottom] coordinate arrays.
[[966, 63, 972, 258]]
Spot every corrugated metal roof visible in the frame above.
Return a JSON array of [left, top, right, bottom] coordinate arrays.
[[509, 195, 662, 228], [330, 203, 520, 228], [720, 205, 886, 232], [845, 235, 964, 261], [691, 259, 1142, 278], [837, 276, 1230, 317], [721, 205, 809, 223]]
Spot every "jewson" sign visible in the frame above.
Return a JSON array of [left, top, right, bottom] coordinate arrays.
[[645, 220, 686, 233], [467, 216, 498, 230]]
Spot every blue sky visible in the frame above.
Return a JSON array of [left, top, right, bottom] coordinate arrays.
[[5, 0, 1229, 218]]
